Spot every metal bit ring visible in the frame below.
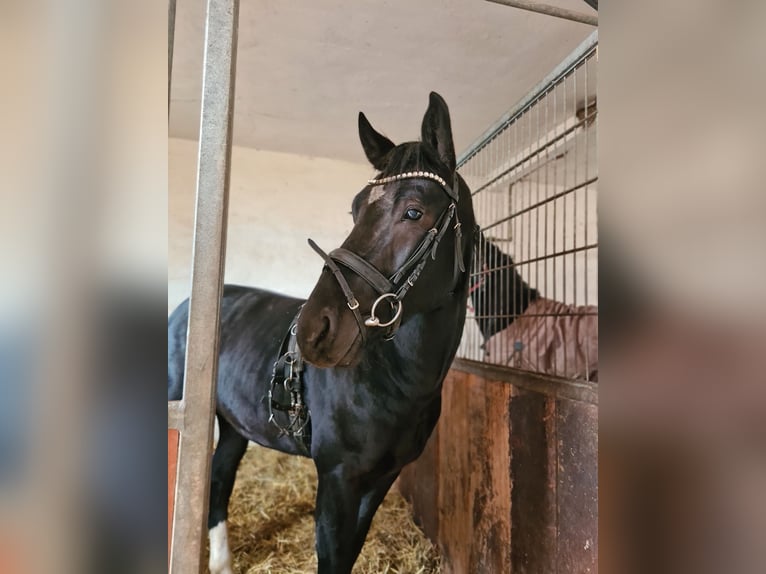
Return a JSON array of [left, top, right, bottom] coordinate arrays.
[[364, 293, 403, 328]]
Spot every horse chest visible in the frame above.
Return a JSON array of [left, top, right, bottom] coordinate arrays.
[[308, 376, 439, 469]]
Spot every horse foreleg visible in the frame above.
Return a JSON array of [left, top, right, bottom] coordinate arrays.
[[314, 468, 363, 574], [349, 471, 399, 559], [208, 416, 248, 574]]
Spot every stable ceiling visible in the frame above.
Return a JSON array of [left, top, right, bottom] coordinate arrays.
[[170, 0, 596, 163]]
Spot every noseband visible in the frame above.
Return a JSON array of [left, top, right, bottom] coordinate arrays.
[[308, 170, 465, 342]]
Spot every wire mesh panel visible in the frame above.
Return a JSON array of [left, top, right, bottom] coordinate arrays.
[[458, 32, 598, 382]]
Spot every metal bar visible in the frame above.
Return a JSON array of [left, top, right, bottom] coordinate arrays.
[[534, 89, 542, 373], [507, 121, 516, 335], [584, 56, 591, 308], [482, 177, 598, 232], [552, 78, 559, 314], [470, 109, 594, 196], [168, 400, 184, 431], [168, 0, 177, 115], [576, 62, 588, 316], [515, 242, 597, 277], [544, 73, 551, 315], [561, 72, 569, 326], [169, 0, 240, 572], [458, 30, 597, 167], [476, 311, 599, 319], [525, 110, 532, 364], [486, 0, 598, 27], [512, 115, 519, 330]]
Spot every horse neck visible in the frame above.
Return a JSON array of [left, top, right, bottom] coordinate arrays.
[[364, 303, 465, 398], [504, 268, 538, 314], [472, 263, 539, 339]]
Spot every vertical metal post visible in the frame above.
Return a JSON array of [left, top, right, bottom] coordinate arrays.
[[169, 0, 239, 572], [168, 0, 177, 115]]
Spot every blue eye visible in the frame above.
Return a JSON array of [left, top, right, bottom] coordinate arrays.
[[404, 208, 423, 220]]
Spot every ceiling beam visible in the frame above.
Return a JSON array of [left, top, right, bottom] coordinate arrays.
[[487, 0, 598, 27]]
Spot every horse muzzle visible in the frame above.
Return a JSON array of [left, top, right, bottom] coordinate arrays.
[[296, 279, 366, 368]]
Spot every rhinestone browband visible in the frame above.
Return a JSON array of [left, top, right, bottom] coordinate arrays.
[[368, 171, 447, 188]]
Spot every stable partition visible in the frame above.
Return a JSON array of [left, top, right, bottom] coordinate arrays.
[[458, 31, 598, 382], [398, 363, 597, 573], [399, 32, 599, 573]]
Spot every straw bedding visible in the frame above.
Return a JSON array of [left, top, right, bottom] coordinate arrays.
[[215, 445, 442, 574]]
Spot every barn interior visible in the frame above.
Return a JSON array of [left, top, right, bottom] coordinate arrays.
[[168, 1, 598, 572], [168, 0, 596, 308]]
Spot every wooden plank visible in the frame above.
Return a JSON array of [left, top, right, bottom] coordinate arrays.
[[556, 399, 598, 573], [510, 389, 557, 573], [545, 395, 559, 573], [403, 364, 597, 574], [398, 424, 440, 542], [453, 358, 598, 405], [466, 372, 486, 571], [437, 370, 472, 574], [467, 375, 512, 573]]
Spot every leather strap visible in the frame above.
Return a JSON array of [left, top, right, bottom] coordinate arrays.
[[308, 238, 368, 343], [307, 170, 468, 341], [329, 248, 394, 294], [267, 308, 311, 453], [390, 228, 438, 285], [389, 204, 455, 301]]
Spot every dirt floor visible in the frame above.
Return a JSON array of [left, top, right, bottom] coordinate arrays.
[[219, 445, 442, 574]]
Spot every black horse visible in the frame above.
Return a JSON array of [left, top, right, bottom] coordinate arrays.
[[469, 231, 539, 341], [168, 93, 475, 574]]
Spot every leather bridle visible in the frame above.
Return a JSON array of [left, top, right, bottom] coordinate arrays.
[[308, 169, 466, 342]]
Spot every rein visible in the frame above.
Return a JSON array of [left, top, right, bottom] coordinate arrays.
[[308, 170, 465, 341]]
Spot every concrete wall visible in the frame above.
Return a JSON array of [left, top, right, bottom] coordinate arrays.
[[168, 137, 374, 312]]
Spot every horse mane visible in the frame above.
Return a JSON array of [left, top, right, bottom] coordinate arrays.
[[471, 233, 539, 341]]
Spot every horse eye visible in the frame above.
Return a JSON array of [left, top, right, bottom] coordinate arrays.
[[404, 208, 423, 221]]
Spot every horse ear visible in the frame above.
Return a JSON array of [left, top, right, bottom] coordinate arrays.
[[421, 92, 456, 172], [358, 112, 395, 170]]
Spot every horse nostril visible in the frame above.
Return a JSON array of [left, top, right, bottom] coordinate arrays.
[[305, 308, 334, 351]]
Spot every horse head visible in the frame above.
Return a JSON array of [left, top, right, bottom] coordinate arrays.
[[470, 232, 539, 341], [297, 92, 475, 368]]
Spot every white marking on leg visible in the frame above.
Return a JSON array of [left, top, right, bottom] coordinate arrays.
[[209, 521, 234, 574]]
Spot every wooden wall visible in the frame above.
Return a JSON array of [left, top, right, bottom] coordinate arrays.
[[398, 362, 598, 573]]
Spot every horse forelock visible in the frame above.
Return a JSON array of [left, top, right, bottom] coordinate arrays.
[[379, 142, 452, 185]]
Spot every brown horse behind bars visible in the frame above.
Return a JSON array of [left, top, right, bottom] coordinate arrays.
[[470, 232, 598, 380]]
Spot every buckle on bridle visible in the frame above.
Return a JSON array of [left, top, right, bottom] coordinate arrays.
[[347, 298, 360, 310]]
